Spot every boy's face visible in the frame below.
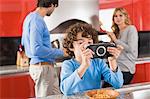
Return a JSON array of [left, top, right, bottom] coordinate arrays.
[[72, 32, 93, 57]]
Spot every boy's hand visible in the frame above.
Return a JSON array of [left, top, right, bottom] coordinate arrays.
[[81, 49, 94, 67], [77, 43, 94, 78], [80, 42, 94, 67], [107, 45, 124, 71]]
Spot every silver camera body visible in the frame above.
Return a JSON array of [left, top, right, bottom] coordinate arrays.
[[87, 42, 116, 59]]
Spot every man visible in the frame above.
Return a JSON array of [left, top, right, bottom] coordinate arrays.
[[21, 0, 64, 97]]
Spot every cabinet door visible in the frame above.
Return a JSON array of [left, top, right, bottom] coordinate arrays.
[[0, 73, 35, 98], [131, 63, 146, 83], [138, 0, 150, 31], [145, 63, 150, 82], [0, 0, 36, 37], [124, 0, 150, 31]]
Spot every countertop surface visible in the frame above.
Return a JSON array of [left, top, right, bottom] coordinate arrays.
[[0, 57, 150, 75], [34, 82, 150, 99], [135, 57, 150, 64], [0, 65, 29, 75]]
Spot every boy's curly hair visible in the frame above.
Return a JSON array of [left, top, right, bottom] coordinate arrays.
[[63, 23, 98, 57]]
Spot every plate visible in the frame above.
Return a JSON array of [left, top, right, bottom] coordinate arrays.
[[85, 89, 119, 99]]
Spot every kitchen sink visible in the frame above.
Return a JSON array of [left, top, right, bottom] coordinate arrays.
[[130, 89, 150, 99]]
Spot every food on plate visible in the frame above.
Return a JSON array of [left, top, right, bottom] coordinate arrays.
[[86, 89, 119, 99]]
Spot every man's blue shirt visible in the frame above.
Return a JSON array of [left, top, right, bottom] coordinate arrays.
[[21, 11, 63, 64]]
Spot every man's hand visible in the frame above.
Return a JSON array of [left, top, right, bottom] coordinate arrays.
[[63, 48, 68, 57]]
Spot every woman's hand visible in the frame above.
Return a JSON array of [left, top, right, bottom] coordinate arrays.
[[107, 32, 117, 42], [107, 45, 124, 71]]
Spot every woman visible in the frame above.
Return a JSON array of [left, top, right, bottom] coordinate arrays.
[[107, 8, 138, 85]]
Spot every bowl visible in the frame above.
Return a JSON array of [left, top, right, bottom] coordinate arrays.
[[85, 89, 120, 99]]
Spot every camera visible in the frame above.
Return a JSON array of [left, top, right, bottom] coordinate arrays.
[[87, 42, 116, 59]]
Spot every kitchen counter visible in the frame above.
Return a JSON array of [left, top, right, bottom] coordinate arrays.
[[0, 57, 150, 75], [0, 65, 29, 75], [35, 82, 150, 99], [136, 57, 150, 64]]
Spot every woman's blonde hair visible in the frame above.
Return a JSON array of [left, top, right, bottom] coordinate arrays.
[[111, 8, 131, 38]]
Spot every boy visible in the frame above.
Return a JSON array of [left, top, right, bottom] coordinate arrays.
[[60, 23, 123, 95]]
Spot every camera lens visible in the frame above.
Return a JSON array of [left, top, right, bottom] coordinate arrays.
[[96, 46, 106, 57]]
